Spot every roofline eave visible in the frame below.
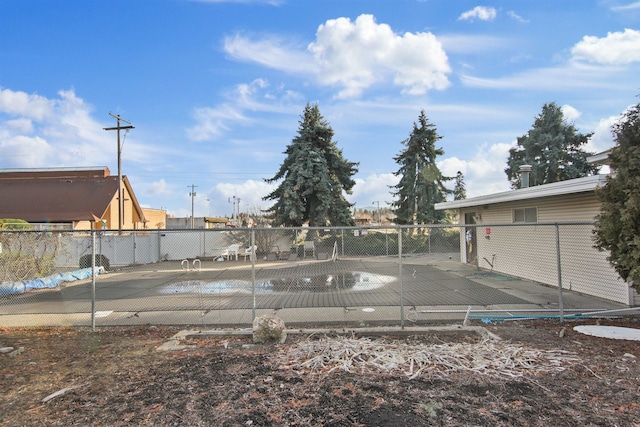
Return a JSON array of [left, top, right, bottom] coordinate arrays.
[[435, 174, 608, 211]]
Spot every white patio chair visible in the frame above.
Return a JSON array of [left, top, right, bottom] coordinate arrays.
[[221, 244, 240, 261], [243, 245, 257, 261]]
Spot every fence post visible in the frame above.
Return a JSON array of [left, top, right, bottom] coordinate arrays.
[[251, 229, 256, 322], [386, 232, 389, 256], [91, 230, 96, 331], [555, 223, 565, 323], [399, 227, 404, 327]]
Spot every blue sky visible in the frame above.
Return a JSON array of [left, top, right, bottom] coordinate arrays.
[[1, 0, 639, 219]]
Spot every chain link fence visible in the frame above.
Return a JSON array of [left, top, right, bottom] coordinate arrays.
[[1, 223, 635, 329]]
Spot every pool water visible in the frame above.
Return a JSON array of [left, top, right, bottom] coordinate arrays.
[[160, 271, 396, 295]]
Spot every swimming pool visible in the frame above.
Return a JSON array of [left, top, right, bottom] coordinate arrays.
[[159, 271, 396, 295]]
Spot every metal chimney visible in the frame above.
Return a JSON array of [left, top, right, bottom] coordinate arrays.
[[519, 164, 532, 188]]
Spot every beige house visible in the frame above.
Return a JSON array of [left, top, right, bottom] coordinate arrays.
[[142, 208, 167, 229], [0, 167, 150, 230], [354, 211, 373, 226], [165, 216, 231, 229], [435, 173, 636, 306]]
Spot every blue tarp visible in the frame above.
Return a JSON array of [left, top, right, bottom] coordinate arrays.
[[0, 267, 104, 296]]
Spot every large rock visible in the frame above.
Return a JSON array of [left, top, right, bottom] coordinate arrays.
[[253, 314, 286, 343]]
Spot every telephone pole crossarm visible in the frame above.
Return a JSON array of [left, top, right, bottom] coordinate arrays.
[[103, 126, 135, 131]]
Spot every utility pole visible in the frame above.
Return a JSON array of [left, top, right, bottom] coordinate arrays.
[[104, 113, 134, 234], [228, 196, 236, 224], [189, 185, 198, 228], [228, 196, 241, 225], [236, 197, 241, 225]]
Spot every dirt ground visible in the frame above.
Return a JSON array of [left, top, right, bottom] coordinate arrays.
[[1, 318, 639, 427]]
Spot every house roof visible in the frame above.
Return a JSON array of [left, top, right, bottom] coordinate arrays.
[[587, 149, 612, 165], [204, 217, 229, 224], [435, 174, 608, 210], [0, 166, 111, 178], [0, 167, 145, 223]]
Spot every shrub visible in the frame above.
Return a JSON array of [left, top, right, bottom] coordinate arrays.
[[0, 219, 32, 230]]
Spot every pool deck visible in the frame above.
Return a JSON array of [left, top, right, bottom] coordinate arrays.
[[0, 255, 634, 328]]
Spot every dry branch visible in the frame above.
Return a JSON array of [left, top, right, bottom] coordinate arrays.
[[274, 336, 580, 381]]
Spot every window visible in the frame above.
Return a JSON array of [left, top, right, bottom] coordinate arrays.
[[513, 207, 537, 223]]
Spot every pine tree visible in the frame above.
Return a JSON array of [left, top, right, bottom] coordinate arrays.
[[390, 110, 452, 225], [453, 171, 467, 201], [505, 102, 598, 188], [594, 100, 640, 289], [263, 104, 358, 227]]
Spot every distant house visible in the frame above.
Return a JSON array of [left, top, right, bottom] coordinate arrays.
[[435, 158, 636, 306], [141, 208, 167, 229], [354, 212, 373, 226], [0, 167, 148, 230], [166, 216, 231, 229]]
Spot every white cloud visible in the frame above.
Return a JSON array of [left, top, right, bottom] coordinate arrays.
[[234, 78, 304, 113], [507, 11, 529, 23], [561, 104, 581, 122], [3, 118, 33, 134], [209, 173, 398, 216], [0, 87, 54, 121], [0, 135, 55, 168], [212, 179, 276, 216], [351, 173, 398, 207], [310, 15, 450, 98], [458, 6, 497, 22], [611, 1, 640, 11], [439, 142, 512, 198], [224, 34, 316, 74], [586, 115, 617, 153], [0, 88, 113, 168], [187, 104, 246, 141], [224, 14, 451, 99], [460, 29, 640, 94], [460, 61, 626, 91], [439, 157, 467, 176], [148, 179, 173, 197], [571, 29, 640, 65], [186, 78, 302, 142]]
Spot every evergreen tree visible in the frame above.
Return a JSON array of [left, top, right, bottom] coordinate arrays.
[[453, 171, 467, 201], [594, 100, 640, 289], [505, 102, 598, 188], [390, 110, 452, 225], [263, 104, 358, 227]]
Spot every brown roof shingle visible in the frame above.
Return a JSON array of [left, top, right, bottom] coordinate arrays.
[[0, 177, 118, 222], [0, 168, 143, 223]]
